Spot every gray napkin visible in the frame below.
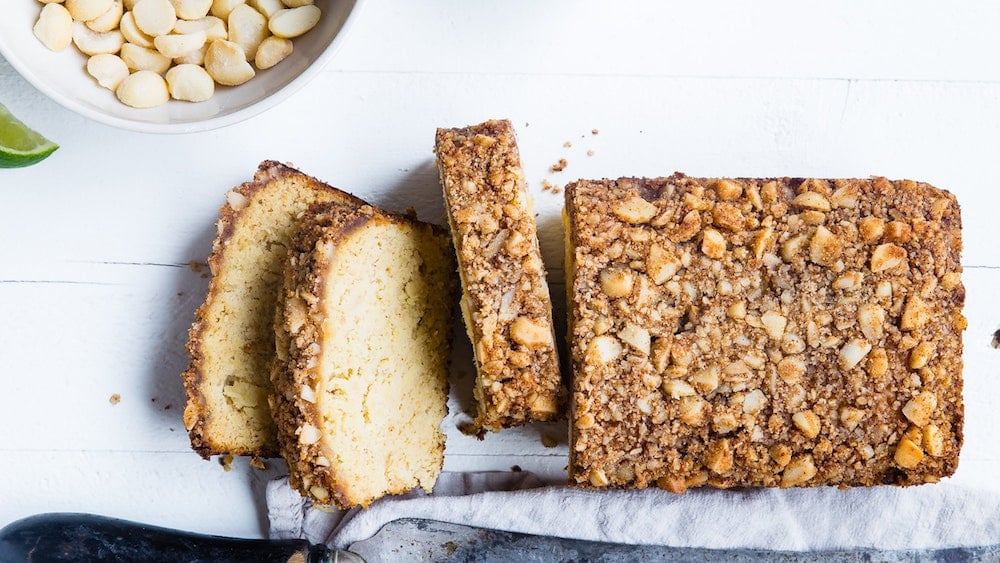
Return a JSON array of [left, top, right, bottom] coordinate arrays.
[[267, 471, 1000, 551]]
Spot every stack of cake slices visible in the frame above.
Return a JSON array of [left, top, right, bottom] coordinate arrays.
[[183, 161, 456, 508]]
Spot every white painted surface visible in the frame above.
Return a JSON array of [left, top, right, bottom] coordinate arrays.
[[1, 1, 998, 540]]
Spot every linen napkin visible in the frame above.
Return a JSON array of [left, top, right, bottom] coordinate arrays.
[[268, 471, 1000, 551]]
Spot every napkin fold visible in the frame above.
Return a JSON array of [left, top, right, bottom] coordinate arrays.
[[268, 471, 1000, 551]]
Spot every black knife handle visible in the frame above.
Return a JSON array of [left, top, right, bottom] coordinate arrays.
[[0, 512, 337, 563]]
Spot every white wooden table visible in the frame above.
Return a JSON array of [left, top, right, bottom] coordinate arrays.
[[2, 0, 998, 540]]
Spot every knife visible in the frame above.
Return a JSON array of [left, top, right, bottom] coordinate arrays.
[[1, 512, 997, 562]]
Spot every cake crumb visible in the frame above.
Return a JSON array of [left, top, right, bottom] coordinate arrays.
[[219, 454, 234, 472], [587, 149, 595, 157], [550, 158, 568, 172], [541, 434, 559, 448], [188, 261, 204, 273], [249, 457, 267, 470], [992, 329, 1000, 349], [563, 141, 572, 148], [109, 394, 120, 405], [591, 128, 599, 135], [457, 420, 486, 440]]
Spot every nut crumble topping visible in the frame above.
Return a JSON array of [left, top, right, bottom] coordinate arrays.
[[435, 120, 566, 430], [566, 174, 965, 491]]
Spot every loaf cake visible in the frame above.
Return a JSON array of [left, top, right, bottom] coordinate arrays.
[[271, 202, 456, 508], [435, 119, 566, 430], [565, 175, 965, 490], [182, 161, 364, 459]]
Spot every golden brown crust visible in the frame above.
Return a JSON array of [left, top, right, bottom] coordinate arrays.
[[271, 202, 363, 507], [272, 202, 455, 508], [182, 161, 365, 459], [566, 175, 965, 491], [435, 119, 566, 430]]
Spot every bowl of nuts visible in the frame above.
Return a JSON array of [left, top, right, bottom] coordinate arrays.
[[0, 0, 361, 133]]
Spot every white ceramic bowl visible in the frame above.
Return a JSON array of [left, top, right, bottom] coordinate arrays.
[[0, 0, 361, 134]]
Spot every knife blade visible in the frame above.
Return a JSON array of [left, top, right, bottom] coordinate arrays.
[[2, 513, 997, 562], [351, 517, 1000, 562]]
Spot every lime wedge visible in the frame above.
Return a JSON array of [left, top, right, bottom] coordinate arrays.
[[0, 102, 59, 168]]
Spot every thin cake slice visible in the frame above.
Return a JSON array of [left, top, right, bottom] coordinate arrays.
[[182, 161, 365, 459], [565, 175, 965, 491], [272, 202, 456, 508], [435, 119, 566, 430]]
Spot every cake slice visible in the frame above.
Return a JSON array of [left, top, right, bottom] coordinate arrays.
[[565, 175, 965, 491], [271, 202, 456, 508], [182, 161, 364, 459], [434, 119, 565, 430]]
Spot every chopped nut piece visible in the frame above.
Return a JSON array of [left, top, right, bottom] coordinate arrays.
[[909, 341, 935, 369], [923, 425, 945, 457], [701, 228, 727, 259], [780, 455, 817, 487], [742, 389, 767, 415], [857, 303, 886, 342], [613, 196, 658, 224], [792, 191, 831, 211], [619, 323, 651, 355], [678, 396, 708, 425], [712, 412, 740, 434], [705, 439, 734, 474], [589, 468, 610, 487], [727, 301, 747, 320], [510, 316, 552, 349], [599, 267, 635, 298], [751, 227, 775, 258], [769, 444, 792, 467], [298, 423, 321, 445], [792, 410, 821, 439], [760, 311, 787, 340], [902, 391, 938, 427], [690, 366, 720, 394], [894, 436, 924, 469], [870, 243, 907, 272], [941, 272, 962, 290], [713, 179, 743, 201], [650, 338, 671, 373], [780, 233, 808, 262], [839, 407, 865, 431], [832, 271, 863, 291], [860, 217, 885, 243], [576, 413, 595, 429], [777, 355, 806, 383], [829, 183, 860, 208], [900, 296, 931, 331], [809, 225, 842, 266], [885, 221, 912, 243], [647, 244, 681, 285], [672, 210, 701, 242], [838, 339, 872, 371], [663, 379, 697, 399], [713, 202, 745, 232], [866, 348, 889, 379], [587, 335, 623, 365]]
